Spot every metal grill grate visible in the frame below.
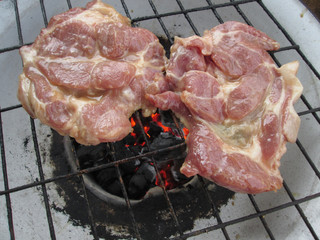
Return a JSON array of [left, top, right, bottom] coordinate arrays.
[[0, 0, 319, 239]]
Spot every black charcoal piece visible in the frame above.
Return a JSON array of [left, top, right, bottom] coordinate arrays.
[[159, 110, 176, 128], [126, 162, 156, 199], [137, 162, 156, 183], [171, 157, 190, 182], [95, 167, 119, 189], [76, 143, 107, 169], [148, 121, 163, 138], [113, 142, 135, 159], [105, 179, 123, 197], [127, 145, 143, 155], [149, 132, 185, 161], [127, 174, 148, 199], [123, 134, 136, 146], [120, 159, 141, 174]]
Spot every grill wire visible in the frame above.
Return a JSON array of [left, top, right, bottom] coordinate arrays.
[[0, 0, 320, 239]]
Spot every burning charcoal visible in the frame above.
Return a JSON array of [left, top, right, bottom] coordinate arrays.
[[139, 114, 152, 126], [134, 134, 146, 146], [148, 121, 163, 138], [149, 132, 185, 161], [159, 110, 176, 129], [150, 132, 182, 150], [159, 110, 188, 138], [127, 162, 156, 199], [127, 145, 143, 155], [141, 146, 149, 154], [119, 159, 141, 174], [113, 142, 135, 159], [123, 134, 136, 146], [153, 161, 191, 190]]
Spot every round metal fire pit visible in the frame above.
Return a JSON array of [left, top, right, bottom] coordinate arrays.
[[63, 135, 198, 206]]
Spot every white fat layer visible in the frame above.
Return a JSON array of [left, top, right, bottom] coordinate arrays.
[[209, 29, 225, 46], [122, 87, 135, 101], [264, 79, 286, 116], [134, 40, 166, 75], [220, 81, 239, 98], [279, 61, 303, 142], [280, 61, 303, 102], [227, 136, 263, 162], [72, 10, 106, 25], [20, 74, 31, 94], [46, 50, 111, 63], [68, 96, 95, 110], [20, 47, 37, 64], [66, 0, 130, 26], [198, 117, 262, 164]]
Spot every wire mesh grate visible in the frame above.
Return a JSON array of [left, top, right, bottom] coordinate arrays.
[[0, 0, 320, 239]]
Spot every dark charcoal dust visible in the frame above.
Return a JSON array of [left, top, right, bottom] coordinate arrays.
[[23, 136, 30, 149]]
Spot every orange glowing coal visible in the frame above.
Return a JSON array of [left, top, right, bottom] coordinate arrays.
[[128, 113, 189, 146], [151, 113, 189, 139], [151, 113, 171, 133], [155, 163, 176, 189], [130, 118, 136, 127]]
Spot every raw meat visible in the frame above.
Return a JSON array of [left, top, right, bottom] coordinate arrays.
[[18, 0, 167, 145], [147, 21, 303, 194]]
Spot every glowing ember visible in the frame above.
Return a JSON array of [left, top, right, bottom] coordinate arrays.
[[151, 113, 189, 139], [127, 113, 189, 147], [130, 117, 136, 127], [155, 163, 177, 189], [151, 113, 172, 133], [183, 128, 189, 139]]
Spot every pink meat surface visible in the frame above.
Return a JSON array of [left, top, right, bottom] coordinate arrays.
[[147, 21, 303, 194], [18, 0, 167, 145]]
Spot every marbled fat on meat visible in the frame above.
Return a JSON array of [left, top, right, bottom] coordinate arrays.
[[147, 21, 303, 194], [17, 0, 167, 145]]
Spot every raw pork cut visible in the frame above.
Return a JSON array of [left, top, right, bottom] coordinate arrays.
[[18, 0, 167, 145], [147, 21, 303, 194]]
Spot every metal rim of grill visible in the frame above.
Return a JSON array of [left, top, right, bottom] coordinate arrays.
[[0, 0, 320, 240]]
